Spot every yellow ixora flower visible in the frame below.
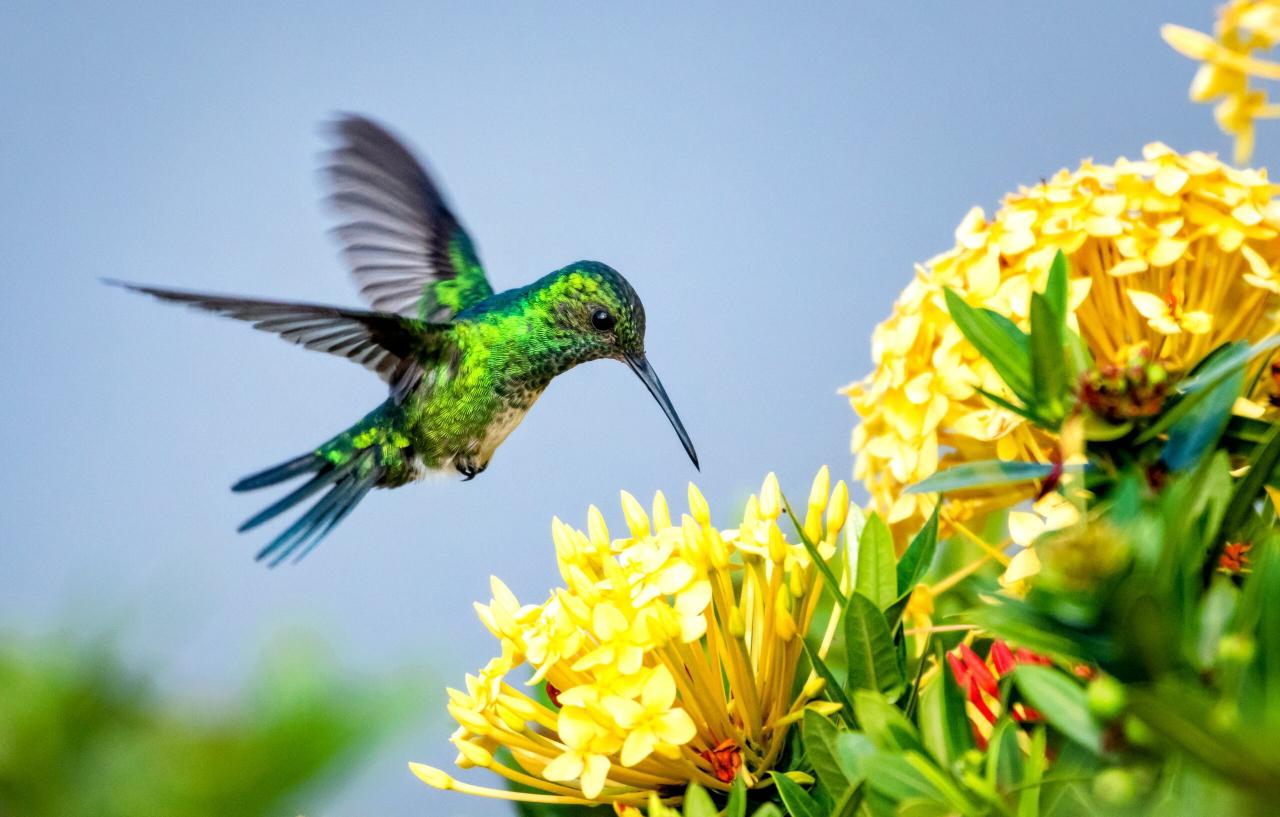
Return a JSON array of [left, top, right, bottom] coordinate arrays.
[[844, 144, 1280, 539], [1165, 1, 1280, 164], [409, 469, 851, 808]]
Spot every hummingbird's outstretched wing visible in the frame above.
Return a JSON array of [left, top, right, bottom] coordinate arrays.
[[107, 282, 448, 403], [324, 114, 494, 322]]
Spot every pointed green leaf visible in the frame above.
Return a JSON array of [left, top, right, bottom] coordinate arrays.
[[906, 460, 1057, 495], [985, 717, 1024, 791], [918, 669, 974, 768], [1176, 335, 1280, 395], [683, 783, 716, 817], [853, 690, 926, 754], [974, 385, 1043, 424], [1163, 365, 1243, 471], [1043, 250, 1069, 326], [896, 504, 939, 597], [800, 636, 855, 724], [783, 495, 842, 603], [860, 751, 980, 814], [770, 772, 823, 817], [834, 731, 875, 783], [855, 513, 897, 610], [844, 593, 903, 696], [804, 710, 851, 801], [1220, 423, 1280, 542], [1029, 292, 1067, 424], [1017, 726, 1047, 817], [1011, 665, 1102, 754], [831, 783, 866, 817], [944, 288, 1034, 402]]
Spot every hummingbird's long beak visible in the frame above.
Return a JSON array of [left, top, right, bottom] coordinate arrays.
[[626, 354, 699, 470]]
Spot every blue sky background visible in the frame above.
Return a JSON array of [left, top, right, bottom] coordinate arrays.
[[0, 1, 1242, 814]]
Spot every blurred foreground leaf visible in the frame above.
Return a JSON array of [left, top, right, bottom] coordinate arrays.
[[0, 635, 422, 817]]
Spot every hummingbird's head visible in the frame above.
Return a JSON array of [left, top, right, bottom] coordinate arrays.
[[546, 261, 647, 361], [542, 261, 698, 469]]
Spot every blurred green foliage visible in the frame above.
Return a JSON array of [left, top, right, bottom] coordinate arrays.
[[0, 636, 421, 817]]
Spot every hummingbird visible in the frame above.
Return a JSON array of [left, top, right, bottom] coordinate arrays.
[[110, 114, 698, 566]]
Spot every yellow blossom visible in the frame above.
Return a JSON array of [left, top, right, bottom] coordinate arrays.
[[412, 469, 854, 807], [1000, 493, 1081, 596], [1165, 1, 1280, 163], [844, 145, 1280, 539]]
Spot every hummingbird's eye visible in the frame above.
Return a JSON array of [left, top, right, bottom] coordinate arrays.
[[590, 308, 616, 331]]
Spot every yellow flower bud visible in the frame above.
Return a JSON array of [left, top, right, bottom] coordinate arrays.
[[688, 482, 710, 525], [759, 472, 782, 519], [587, 505, 610, 550], [409, 762, 455, 790], [652, 490, 672, 530], [825, 481, 849, 540], [775, 586, 796, 640], [620, 490, 651, 538], [454, 739, 494, 768], [808, 466, 830, 511], [802, 675, 827, 697], [789, 565, 807, 598]]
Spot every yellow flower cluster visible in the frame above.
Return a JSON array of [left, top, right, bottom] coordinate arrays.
[[844, 144, 1280, 539], [1165, 1, 1280, 163], [410, 469, 851, 808]]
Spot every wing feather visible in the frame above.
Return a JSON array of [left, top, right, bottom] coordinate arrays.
[[107, 281, 443, 403], [324, 115, 494, 320]]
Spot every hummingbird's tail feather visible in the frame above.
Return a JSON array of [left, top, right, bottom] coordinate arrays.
[[253, 449, 381, 567], [232, 452, 325, 492], [233, 401, 407, 565]]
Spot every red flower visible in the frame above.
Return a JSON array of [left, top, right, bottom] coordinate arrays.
[[1219, 542, 1252, 575], [699, 738, 743, 783], [947, 640, 1051, 749]]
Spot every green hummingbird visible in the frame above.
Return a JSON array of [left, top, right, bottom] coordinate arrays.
[[110, 114, 698, 566]]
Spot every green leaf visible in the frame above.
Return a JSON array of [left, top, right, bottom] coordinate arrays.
[[1220, 423, 1280, 542], [1137, 341, 1249, 444], [918, 668, 973, 768], [975, 385, 1043, 424], [726, 776, 748, 817], [853, 690, 926, 754], [770, 772, 824, 817], [985, 718, 1024, 791], [831, 783, 866, 817], [1029, 292, 1068, 423], [683, 783, 716, 817], [844, 593, 904, 696], [944, 288, 1034, 402], [1176, 335, 1280, 395], [1127, 683, 1280, 793], [1163, 365, 1243, 471], [1011, 665, 1101, 754], [896, 505, 939, 598], [1063, 328, 1094, 382], [783, 495, 843, 604], [800, 636, 855, 724], [834, 731, 875, 782], [1017, 726, 1047, 817], [855, 513, 897, 610], [860, 751, 981, 815], [860, 752, 947, 804], [906, 460, 1057, 495], [1043, 250, 1069, 326], [804, 710, 852, 801], [749, 805, 784, 817]]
